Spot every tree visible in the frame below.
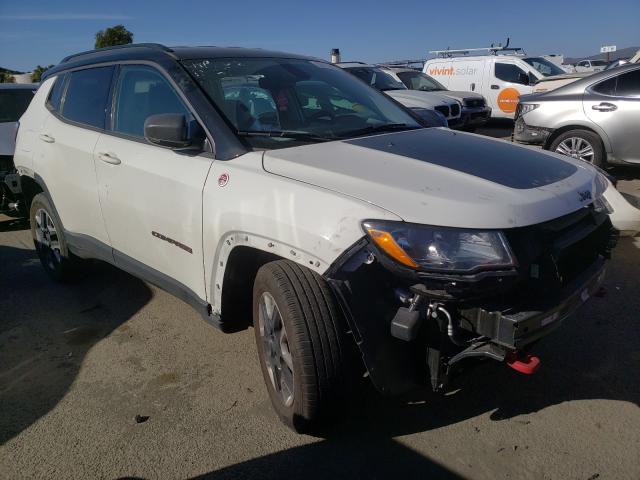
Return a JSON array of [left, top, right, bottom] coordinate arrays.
[[31, 65, 54, 83], [95, 25, 133, 49], [0, 72, 15, 83]]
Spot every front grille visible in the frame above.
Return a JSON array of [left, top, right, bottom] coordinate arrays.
[[434, 105, 450, 117], [450, 103, 460, 116], [464, 98, 485, 108], [505, 207, 614, 300]]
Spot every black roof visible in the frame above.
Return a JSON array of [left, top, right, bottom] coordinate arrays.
[[42, 43, 318, 81]]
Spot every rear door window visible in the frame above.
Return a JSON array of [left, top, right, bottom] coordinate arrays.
[[61, 66, 114, 129], [0, 89, 36, 123], [112, 65, 191, 138]]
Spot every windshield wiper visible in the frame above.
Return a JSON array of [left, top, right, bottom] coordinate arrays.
[[237, 130, 335, 142], [337, 123, 419, 139], [379, 87, 405, 91]]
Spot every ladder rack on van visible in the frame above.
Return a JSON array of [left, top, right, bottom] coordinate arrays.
[[430, 38, 525, 58]]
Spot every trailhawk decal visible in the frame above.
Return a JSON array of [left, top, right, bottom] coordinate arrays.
[[497, 88, 520, 113], [152, 231, 193, 254]]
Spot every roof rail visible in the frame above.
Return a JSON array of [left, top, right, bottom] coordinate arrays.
[[379, 59, 425, 68], [429, 38, 525, 58], [61, 43, 173, 63], [333, 61, 369, 65]]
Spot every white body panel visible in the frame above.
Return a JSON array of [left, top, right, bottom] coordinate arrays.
[[93, 134, 214, 299], [201, 152, 400, 312], [603, 181, 640, 236], [424, 56, 543, 119]]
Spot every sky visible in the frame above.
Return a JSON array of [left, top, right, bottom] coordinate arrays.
[[1, 0, 639, 72]]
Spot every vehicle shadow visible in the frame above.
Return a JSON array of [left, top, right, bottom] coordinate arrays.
[[0, 216, 29, 233], [187, 437, 462, 479], [0, 245, 152, 445], [608, 166, 640, 182]]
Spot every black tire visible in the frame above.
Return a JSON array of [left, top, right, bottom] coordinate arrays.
[[29, 193, 81, 281], [549, 129, 605, 167], [252, 260, 354, 433]]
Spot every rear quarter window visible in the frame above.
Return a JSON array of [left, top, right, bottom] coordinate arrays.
[[46, 74, 67, 113], [61, 66, 114, 129]]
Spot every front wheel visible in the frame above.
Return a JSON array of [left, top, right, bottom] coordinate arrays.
[[252, 260, 354, 433], [549, 129, 604, 167]]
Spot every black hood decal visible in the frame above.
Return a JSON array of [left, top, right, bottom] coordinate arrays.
[[344, 129, 577, 189]]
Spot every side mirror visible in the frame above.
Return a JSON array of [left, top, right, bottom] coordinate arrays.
[[144, 113, 204, 151], [517, 72, 530, 86]]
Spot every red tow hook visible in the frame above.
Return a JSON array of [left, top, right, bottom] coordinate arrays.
[[506, 352, 541, 375]]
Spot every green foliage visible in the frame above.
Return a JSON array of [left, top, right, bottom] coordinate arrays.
[[0, 72, 15, 83], [31, 65, 54, 83], [95, 25, 134, 49]]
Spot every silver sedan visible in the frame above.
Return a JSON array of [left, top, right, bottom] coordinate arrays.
[[513, 63, 640, 167]]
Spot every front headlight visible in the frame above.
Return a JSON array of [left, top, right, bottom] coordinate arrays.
[[519, 103, 539, 116], [363, 220, 516, 272]]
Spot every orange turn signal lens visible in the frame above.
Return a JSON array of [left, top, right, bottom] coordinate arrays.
[[366, 228, 419, 268]]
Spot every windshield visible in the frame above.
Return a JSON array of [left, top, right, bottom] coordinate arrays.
[[523, 57, 565, 77], [591, 60, 608, 66], [343, 66, 407, 91], [0, 89, 35, 123], [182, 58, 420, 149], [395, 70, 446, 92]]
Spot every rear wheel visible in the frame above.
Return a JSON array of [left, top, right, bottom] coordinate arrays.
[[30, 193, 81, 281], [549, 129, 604, 167], [252, 260, 354, 433]]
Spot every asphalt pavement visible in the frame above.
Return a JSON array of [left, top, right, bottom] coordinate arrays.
[[1, 122, 639, 479]]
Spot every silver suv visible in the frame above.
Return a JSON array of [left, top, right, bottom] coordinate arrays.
[[514, 63, 640, 167]]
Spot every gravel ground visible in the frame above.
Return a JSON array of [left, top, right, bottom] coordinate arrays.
[[1, 122, 639, 479]]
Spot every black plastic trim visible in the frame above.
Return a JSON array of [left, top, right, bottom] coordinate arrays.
[[63, 230, 220, 329]]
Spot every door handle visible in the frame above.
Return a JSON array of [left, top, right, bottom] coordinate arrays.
[[39, 134, 55, 143], [592, 102, 617, 112], [97, 152, 121, 165], [491, 85, 500, 90]]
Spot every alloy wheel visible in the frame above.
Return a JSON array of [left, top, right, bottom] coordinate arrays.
[[555, 137, 595, 162], [258, 291, 294, 407], [34, 208, 62, 271]]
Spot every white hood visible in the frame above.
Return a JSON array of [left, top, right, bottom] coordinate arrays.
[[262, 128, 605, 229]]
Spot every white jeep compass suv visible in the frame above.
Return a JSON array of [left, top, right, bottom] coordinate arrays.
[[14, 43, 617, 432]]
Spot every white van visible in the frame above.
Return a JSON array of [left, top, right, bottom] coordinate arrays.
[[424, 45, 567, 118]]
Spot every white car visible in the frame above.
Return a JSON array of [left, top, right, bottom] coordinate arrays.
[[0, 83, 37, 211], [14, 44, 619, 432], [380, 66, 491, 130], [336, 62, 462, 127], [574, 59, 608, 73]]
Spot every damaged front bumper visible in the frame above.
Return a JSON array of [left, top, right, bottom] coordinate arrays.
[[513, 116, 552, 145], [325, 208, 615, 395]]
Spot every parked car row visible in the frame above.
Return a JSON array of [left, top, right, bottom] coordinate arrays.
[[8, 42, 634, 433]]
